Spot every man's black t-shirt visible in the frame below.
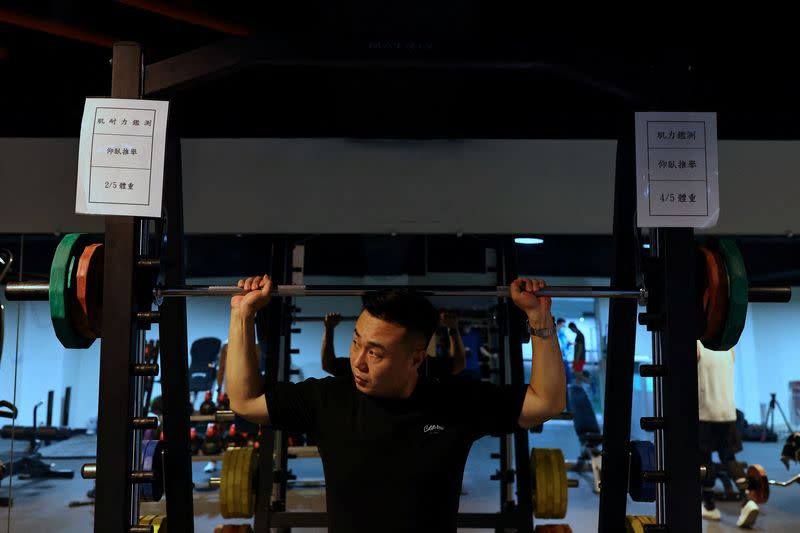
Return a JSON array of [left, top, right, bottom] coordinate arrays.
[[264, 376, 527, 532]]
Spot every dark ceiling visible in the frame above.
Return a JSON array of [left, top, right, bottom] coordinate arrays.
[[2, 2, 800, 139]]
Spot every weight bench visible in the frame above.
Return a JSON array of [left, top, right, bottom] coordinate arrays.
[[0, 399, 74, 506], [188, 337, 221, 399], [568, 384, 603, 492]]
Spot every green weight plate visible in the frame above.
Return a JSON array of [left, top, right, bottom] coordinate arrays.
[[715, 239, 748, 351], [50, 233, 94, 349]]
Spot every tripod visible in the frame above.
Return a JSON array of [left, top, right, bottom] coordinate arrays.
[[763, 392, 794, 441]]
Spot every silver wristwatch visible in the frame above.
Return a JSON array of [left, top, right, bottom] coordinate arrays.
[[528, 320, 557, 339]]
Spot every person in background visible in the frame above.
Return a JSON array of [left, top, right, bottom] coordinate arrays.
[[697, 340, 759, 528], [556, 318, 574, 384], [568, 322, 586, 383]]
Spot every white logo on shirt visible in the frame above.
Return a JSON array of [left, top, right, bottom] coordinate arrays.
[[423, 424, 445, 434]]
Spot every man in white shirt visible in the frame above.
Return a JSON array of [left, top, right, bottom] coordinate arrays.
[[697, 340, 758, 528]]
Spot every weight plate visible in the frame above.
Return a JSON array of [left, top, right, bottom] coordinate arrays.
[[140, 439, 164, 502], [70, 245, 96, 339], [241, 446, 258, 517], [220, 447, 235, 518], [231, 447, 244, 517], [150, 515, 167, 533], [551, 448, 568, 519], [710, 239, 748, 351], [50, 233, 94, 348], [698, 246, 729, 345], [625, 515, 656, 533], [531, 448, 567, 519], [629, 441, 656, 502], [531, 448, 546, 517], [76, 243, 104, 336], [229, 446, 257, 518], [746, 463, 769, 504]]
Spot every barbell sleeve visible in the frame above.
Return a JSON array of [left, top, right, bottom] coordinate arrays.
[[747, 286, 792, 303], [4, 282, 49, 301]]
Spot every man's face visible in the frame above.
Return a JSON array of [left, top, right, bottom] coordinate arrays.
[[557, 322, 565, 330], [349, 310, 425, 397]]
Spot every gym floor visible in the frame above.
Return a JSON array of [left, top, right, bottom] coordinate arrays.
[[1, 424, 797, 532]]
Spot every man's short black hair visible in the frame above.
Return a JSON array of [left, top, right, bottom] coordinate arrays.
[[361, 289, 438, 347], [556, 317, 566, 325], [568, 322, 577, 329]]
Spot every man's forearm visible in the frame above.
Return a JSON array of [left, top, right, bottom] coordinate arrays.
[[321, 327, 336, 372], [528, 315, 567, 411], [448, 332, 466, 375], [226, 310, 262, 409]]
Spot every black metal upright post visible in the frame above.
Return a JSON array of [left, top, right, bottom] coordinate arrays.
[[500, 238, 534, 533], [254, 237, 289, 532], [276, 237, 294, 533], [493, 241, 512, 529], [597, 130, 640, 533], [94, 41, 142, 533], [157, 123, 195, 531], [659, 228, 700, 532]]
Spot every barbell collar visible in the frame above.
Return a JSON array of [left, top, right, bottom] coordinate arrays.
[[81, 463, 97, 479], [642, 470, 669, 483], [133, 364, 159, 376], [131, 417, 159, 430], [130, 471, 155, 483], [640, 417, 666, 431]]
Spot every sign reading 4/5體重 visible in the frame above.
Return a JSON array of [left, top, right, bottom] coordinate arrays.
[[635, 112, 719, 229]]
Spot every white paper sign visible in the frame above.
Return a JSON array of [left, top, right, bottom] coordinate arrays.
[[635, 112, 719, 228], [75, 98, 169, 218]]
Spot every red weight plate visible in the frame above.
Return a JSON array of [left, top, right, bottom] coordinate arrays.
[[699, 247, 729, 344], [77, 243, 104, 336], [746, 463, 769, 504]]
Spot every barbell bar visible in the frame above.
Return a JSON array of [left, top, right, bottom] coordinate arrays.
[[1, 234, 793, 351], [3, 282, 649, 301]]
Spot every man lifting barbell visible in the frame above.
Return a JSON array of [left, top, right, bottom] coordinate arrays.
[[226, 275, 566, 532]]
